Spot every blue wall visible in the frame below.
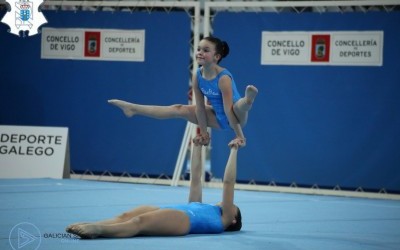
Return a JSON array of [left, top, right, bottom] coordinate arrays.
[[0, 11, 191, 176], [1, 10, 399, 192], [211, 12, 400, 192]]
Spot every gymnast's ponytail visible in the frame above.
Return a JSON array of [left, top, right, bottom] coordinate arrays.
[[220, 41, 230, 60], [203, 36, 230, 63]]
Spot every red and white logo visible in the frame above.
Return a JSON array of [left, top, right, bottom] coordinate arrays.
[[311, 34, 331, 62]]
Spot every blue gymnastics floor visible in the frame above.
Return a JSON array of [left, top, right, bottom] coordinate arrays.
[[1, 178, 400, 250]]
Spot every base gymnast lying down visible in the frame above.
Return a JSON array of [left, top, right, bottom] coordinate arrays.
[[66, 142, 242, 238]]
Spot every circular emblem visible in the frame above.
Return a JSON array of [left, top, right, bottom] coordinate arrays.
[[9, 222, 42, 250]]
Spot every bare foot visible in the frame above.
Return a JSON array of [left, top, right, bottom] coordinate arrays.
[[66, 222, 89, 233], [68, 224, 101, 239], [108, 99, 136, 117], [245, 85, 258, 105]]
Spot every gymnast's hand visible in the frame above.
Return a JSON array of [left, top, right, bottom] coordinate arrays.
[[228, 137, 246, 148], [192, 132, 210, 146]]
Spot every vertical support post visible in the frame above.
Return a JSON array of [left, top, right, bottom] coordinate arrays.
[[171, 122, 195, 186], [171, 2, 201, 187], [204, 2, 211, 37], [63, 135, 71, 178]]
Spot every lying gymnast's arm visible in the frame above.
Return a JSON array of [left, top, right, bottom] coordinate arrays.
[[188, 144, 203, 203], [221, 143, 239, 228]]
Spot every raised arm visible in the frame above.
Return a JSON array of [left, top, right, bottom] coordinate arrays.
[[221, 144, 239, 227], [188, 144, 203, 202], [192, 74, 210, 145], [218, 76, 246, 147]]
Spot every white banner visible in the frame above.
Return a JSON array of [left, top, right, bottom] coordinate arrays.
[[0, 125, 69, 179], [261, 31, 383, 66], [41, 29, 82, 59], [41, 28, 145, 62], [330, 32, 383, 66], [102, 30, 145, 61], [261, 32, 310, 65]]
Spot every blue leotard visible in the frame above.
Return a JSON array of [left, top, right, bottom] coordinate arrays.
[[197, 68, 241, 130], [160, 202, 224, 234]]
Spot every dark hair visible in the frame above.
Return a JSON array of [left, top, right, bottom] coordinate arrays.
[[225, 206, 242, 232], [202, 36, 230, 63]]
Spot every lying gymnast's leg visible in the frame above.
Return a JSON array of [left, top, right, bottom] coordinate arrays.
[[67, 209, 190, 238], [66, 205, 159, 233]]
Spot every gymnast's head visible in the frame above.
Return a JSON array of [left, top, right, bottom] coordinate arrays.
[[225, 205, 242, 232], [197, 36, 230, 64]]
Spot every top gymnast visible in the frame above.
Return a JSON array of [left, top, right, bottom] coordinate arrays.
[[108, 36, 258, 147]]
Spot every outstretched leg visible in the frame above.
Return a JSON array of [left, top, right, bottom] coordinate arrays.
[[233, 85, 258, 127], [108, 100, 196, 120], [108, 99, 221, 129], [66, 205, 158, 233], [68, 209, 190, 238]]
